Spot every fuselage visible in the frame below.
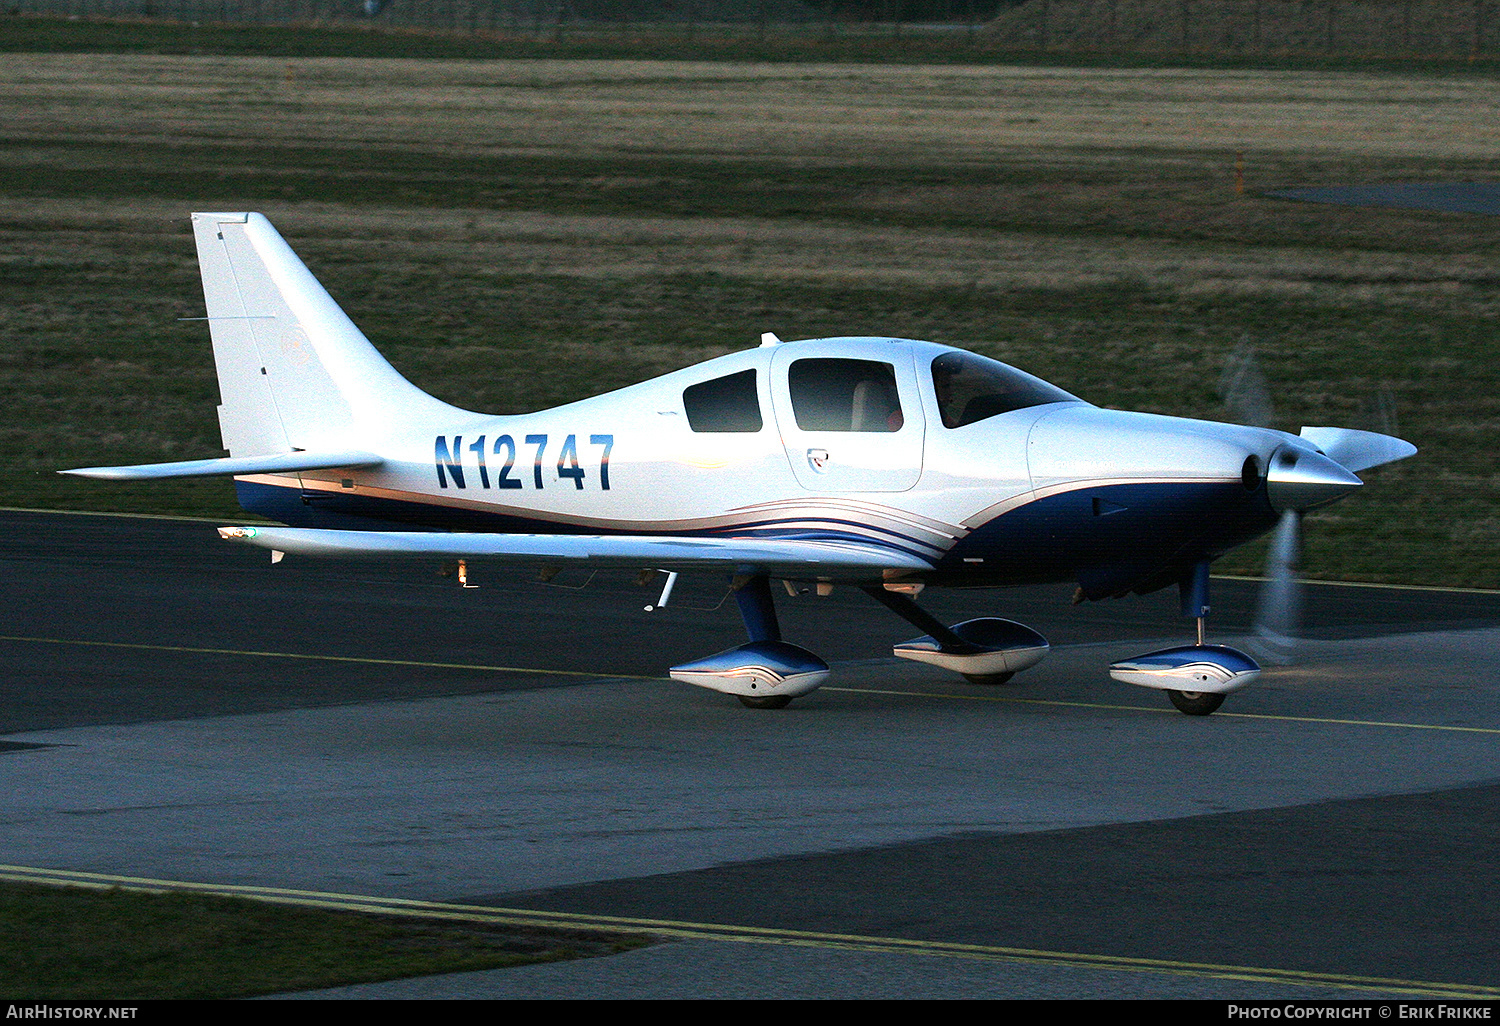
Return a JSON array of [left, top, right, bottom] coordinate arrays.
[[233, 336, 1299, 596]]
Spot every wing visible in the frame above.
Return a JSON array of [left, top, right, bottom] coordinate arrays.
[[217, 526, 934, 579], [1298, 427, 1416, 473], [61, 451, 383, 481]]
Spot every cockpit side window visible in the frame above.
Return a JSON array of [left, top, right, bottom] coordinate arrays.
[[683, 369, 763, 432], [930, 352, 1077, 429], [788, 358, 904, 433]]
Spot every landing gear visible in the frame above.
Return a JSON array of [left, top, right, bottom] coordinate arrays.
[[738, 695, 793, 710], [1107, 561, 1260, 716], [962, 672, 1015, 686], [1167, 690, 1226, 716], [668, 575, 828, 708], [864, 586, 1049, 684]]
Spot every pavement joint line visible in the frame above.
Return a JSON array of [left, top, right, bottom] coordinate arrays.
[[4, 633, 1495, 735], [823, 686, 1500, 734], [1, 865, 1493, 1000]]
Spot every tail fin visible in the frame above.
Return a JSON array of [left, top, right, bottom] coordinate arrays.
[[192, 212, 461, 457]]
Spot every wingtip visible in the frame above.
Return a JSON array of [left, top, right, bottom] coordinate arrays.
[[1299, 426, 1418, 473], [58, 466, 123, 480]]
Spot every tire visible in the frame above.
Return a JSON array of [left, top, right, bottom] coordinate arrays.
[[1168, 690, 1225, 716], [738, 695, 793, 709], [962, 672, 1015, 686]]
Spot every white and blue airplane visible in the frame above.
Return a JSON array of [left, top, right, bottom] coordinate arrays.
[[65, 212, 1417, 714]]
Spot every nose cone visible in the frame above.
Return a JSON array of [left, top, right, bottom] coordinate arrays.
[[1266, 445, 1362, 512]]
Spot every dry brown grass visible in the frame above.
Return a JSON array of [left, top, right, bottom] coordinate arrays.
[[6, 55, 1500, 160]]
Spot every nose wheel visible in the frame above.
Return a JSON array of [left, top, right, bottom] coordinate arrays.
[[738, 695, 794, 710], [1167, 689, 1225, 716], [1107, 561, 1260, 716], [1169, 611, 1228, 715]]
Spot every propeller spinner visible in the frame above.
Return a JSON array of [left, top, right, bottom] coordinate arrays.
[[1265, 444, 1363, 513]]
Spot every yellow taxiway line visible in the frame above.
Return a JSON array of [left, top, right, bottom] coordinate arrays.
[[0, 633, 657, 681], [822, 686, 1500, 734], [2, 864, 1495, 1000], [1215, 573, 1500, 596], [4, 633, 1499, 735]]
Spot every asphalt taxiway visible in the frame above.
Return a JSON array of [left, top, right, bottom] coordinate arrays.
[[3, 508, 1499, 999], [1268, 183, 1500, 216]]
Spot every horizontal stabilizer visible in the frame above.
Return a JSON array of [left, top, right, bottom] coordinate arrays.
[[1299, 427, 1416, 474], [217, 526, 933, 577], [60, 450, 383, 481]]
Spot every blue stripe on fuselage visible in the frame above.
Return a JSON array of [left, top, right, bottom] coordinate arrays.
[[232, 480, 938, 562], [932, 480, 1277, 589]]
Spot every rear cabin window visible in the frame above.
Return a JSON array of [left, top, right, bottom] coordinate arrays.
[[683, 369, 763, 432], [930, 352, 1077, 429], [788, 358, 905, 433]]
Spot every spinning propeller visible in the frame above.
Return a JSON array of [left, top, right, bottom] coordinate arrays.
[[1218, 343, 1415, 663]]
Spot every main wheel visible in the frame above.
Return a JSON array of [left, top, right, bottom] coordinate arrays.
[[962, 671, 1015, 686], [1168, 690, 1225, 716], [738, 695, 793, 709]]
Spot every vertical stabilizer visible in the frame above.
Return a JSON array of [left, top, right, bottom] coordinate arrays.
[[191, 212, 462, 457]]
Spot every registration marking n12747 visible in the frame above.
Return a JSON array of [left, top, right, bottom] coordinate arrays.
[[435, 433, 613, 491]]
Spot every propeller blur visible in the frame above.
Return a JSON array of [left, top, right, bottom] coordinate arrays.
[[1220, 340, 1415, 665], [63, 213, 1417, 714]]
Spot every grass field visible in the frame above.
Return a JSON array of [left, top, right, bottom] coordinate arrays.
[[1, 39, 1497, 586], [0, 880, 649, 999], [5, 11, 1500, 71]]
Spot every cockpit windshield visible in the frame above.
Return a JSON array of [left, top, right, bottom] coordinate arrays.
[[930, 351, 1078, 429]]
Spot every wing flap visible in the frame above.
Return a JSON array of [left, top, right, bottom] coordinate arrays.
[[60, 450, 383, 481], [217, 526, 933, 577]]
